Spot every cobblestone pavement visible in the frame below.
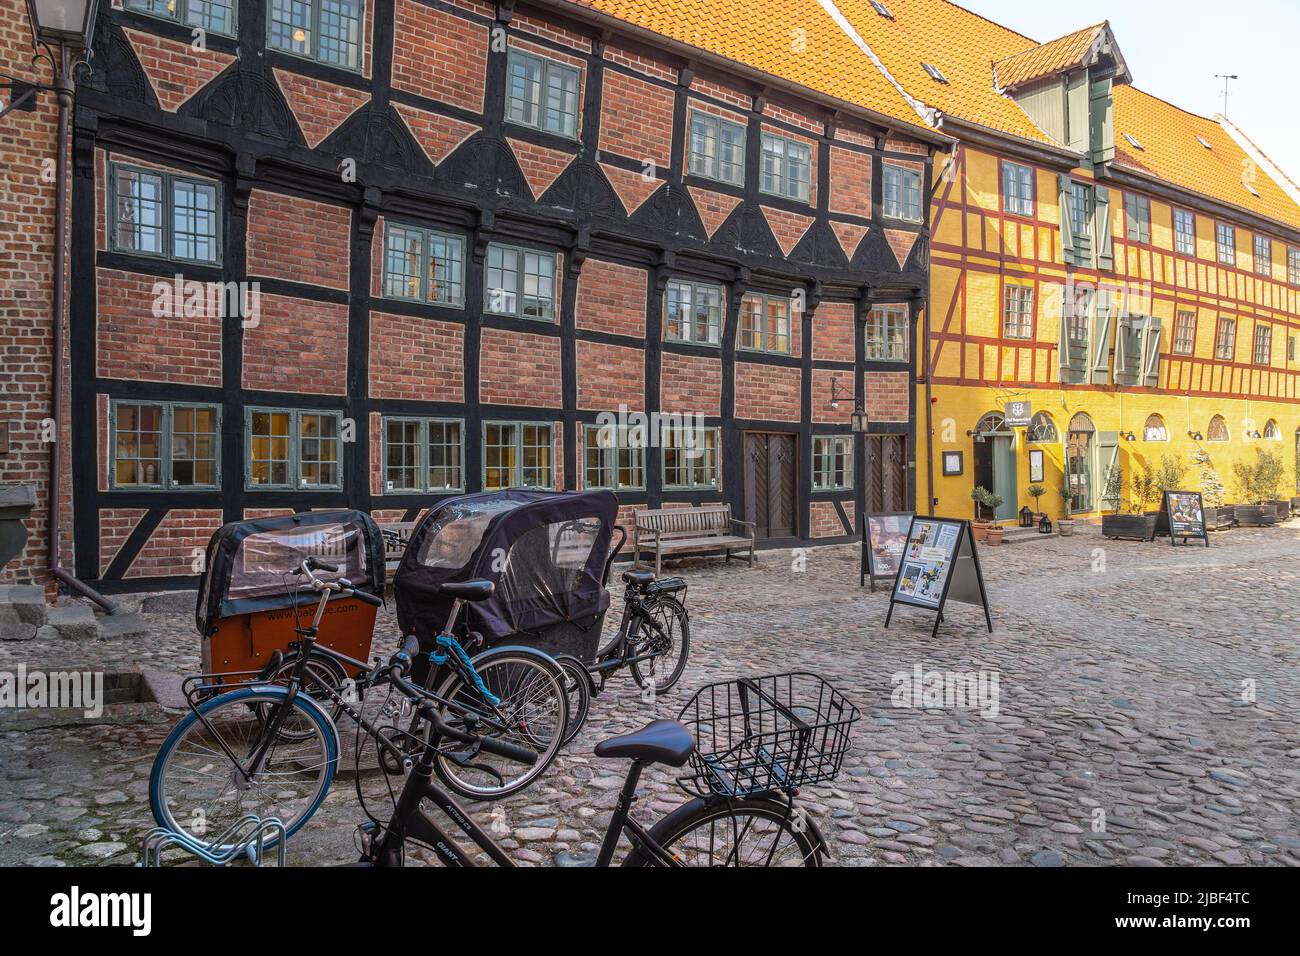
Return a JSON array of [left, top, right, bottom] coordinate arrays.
[[3, 521, 1299, 867]]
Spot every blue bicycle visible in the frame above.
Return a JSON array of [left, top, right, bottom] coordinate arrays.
[[149, 559, 568, 847]]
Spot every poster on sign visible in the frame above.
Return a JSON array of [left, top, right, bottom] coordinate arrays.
[[860, 511, 914, 591], [885, 516, 993, 637], [1161, 490, 1209, 547]]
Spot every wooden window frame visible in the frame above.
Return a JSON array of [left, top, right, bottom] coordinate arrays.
[[1001, 161, 1035, 218], [581, 424, 646, 491], [484, 242, 558, 321], [505, 48, 581, 140], [482, 421, 554, 490], [812, 435, 853, 491], [661, 424, 720, 490], [688, 110, 746, 187], [1216, 222, 1236, 266], [380, 416, 465, 494], [110, 400, 221, 491], [865, 304, 909, 362], [1174, 208, 1196, 257], [1254, 234, 1273, 276], [1002, 284, 1034, 340], [109, 162, 222, 265], [1172, 310, 1196, 355], [267, 0, 364, 72], [125, 0, 236, 35], [664, 278, 724, 346], [245, 406, 345, 491], [738, 292, 792, 355], [759, 131, 812, 203], [882, 163, 923, 223], [1253, 323, 1273, 366], [1214, 316, 1237, 360], [382, 222, 466, 308]]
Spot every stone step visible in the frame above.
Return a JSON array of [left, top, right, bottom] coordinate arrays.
[[0, 584, 49, 625], [95, 612, 151, 641], [37, 604, 99, 642]]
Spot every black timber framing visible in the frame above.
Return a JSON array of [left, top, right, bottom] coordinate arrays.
[[69, 0, 933, 590]]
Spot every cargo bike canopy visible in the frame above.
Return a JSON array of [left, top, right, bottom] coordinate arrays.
[[196, 510, 385, 636], [394, 489, 619, 642]]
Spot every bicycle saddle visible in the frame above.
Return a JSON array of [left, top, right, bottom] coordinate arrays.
[[438, 579, 495, 602], [621, 570, 655, 587], [594, 719, 695, 767]]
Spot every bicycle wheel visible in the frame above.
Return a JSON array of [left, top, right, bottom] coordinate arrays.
[[629, 596, 690, 694], [554, 654, 592, 745], [150, 686, 337, 849], [431, 646, 569, 800], [622, 796, 822, 867], [256, 652, 349, 741]]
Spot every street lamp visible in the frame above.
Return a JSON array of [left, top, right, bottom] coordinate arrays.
[[26, 0, 99, 48]]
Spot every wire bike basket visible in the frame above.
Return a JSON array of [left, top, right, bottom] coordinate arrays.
[[678, 673, 860, 798]]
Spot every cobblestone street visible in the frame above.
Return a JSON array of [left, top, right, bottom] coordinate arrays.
[[2, 522, 1299, 867]]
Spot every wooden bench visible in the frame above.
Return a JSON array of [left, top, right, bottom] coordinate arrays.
[[633, 505, 756, 575], [378, 521, 417, 571]]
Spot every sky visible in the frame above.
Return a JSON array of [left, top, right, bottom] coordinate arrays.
[[956, 0, 1300, 184]]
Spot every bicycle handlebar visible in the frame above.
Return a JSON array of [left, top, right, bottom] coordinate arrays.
[[386, 666, 537, 767]]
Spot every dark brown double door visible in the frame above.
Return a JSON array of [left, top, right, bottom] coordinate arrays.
[[743, 432, 797, 539], [863, 434, 908, 513]]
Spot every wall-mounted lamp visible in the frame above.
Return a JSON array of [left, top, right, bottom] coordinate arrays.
[[1123, 431, 1136, 442], [1187, 430, 1203, 442], [1249, 429, 1262, 439], [829, 374, 846, 410]]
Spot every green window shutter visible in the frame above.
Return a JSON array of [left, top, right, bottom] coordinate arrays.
[[1089, 76, 1115, 165], [1113, 316, 1133, 385], [1057, 292, 1072, 380], [1141, 316, 1163, 388], [1098, 431, 1121, 512], [1058, 174, 1076, 264], [1066, 71, 1089, 153], [1090, 289, 1115, 384], [1094, 186, 1114, 271]]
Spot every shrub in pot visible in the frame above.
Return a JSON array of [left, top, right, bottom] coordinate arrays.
[[970, 486, 997, 541], [1056, 485, 1075, 535], [972, 487, 1005, 544], [1233, 448, 1286, 527], [1027, 483, 1047, 523]]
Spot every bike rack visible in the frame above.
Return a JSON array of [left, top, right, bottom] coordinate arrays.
[[139, 815, 287, 867]]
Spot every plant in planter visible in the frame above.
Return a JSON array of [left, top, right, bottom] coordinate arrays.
[[1105, 455, 1189, 540], [972, 487, 1006, 544], [1027, 484, 1047, 522], [1056, 484, 1075, 535], [1193, 449, 1232, 529], [970, 486, 995, 540], [1232, 447, 1286, 525]]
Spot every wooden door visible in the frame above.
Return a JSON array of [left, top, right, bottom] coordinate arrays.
[[863, 434, 908, 514], [743, 432, 797, 539]]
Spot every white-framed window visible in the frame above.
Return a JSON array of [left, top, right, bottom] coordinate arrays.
[[484, 421, 553, 490], [1172, 311, 1196, 355], [268, 0, 363, 70], [1174, 209, 1196, 256], [1289, 247, 1300, 286], [739, 292, 791, 354], [1143, 414, 1168, 442], [382, 417, 463, 493], [581, 424, 645, 491], [1124, 193, 1150, 243], [383, 223, 465, 307], [1253, 323, 1273, 365], [247, 407, 343, 490], [1254, 234, 1272, 276], [865, 304, 908, 361], [664, 279, 723, 346], [759, 132, 812, 202], [812, 435, 853, 490], [1214, 317, 1236, 360], [485, 243, 557, 320], [661, 424, 720, 489], [1068, 181, 1091, 248], [110, 401, 220, 489], [1216, 222, 1236, 265], [110, 163, 221, 264], [126, 0, 235, 34], [505, 48, 580, 138], [688, 111, 746, 186], [883, 163, 922, 222], [1002, 161, 1034, 217], [1003, 284, 1034, 339]]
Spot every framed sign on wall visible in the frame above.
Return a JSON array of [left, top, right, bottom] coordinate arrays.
[[942, 450, 963, 476], [1029, 449, 1044, 483]]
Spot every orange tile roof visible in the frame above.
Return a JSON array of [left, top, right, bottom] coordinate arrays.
[[992, 22, 1107, 91]]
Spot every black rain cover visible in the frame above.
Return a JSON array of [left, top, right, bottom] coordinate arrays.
[[394, 489, 617, 642], [196, 510, 385, 636]]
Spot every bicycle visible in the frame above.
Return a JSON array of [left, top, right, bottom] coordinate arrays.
[[149, 558, 568, 847], [356, 647, 859, 867]]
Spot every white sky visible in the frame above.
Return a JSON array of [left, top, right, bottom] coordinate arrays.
[[955, 0, 1300, 183]]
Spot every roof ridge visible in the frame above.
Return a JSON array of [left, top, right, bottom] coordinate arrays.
[[815, 0, 936, 127], [1118, 84, 1221, 127], [1217, 114, 1300, 205], [927, 0, 1039, 45]]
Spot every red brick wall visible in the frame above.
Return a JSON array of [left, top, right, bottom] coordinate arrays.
[[368, 311, 464, 401], [576, 341, 644, 410], [242, 294, 349, 395], [125, 509, 223, 578], [810, 501, 853, 538], [95, 269, 223, 385], [830, 146, 873, 219], [661, 353, 721, 415], [812, 302, 857, 362], [575, 259, 647, 337], [479, 328, 562, 407], [122, 28, 235, 112], [736, 361, 801, 421], [599, 71, 675, 168], [273, 69, 371, 149], [391, 0, 487, 111], [811, 369, 855, 425], [98, 508, 146, 575], [864, 371, 911, 423], [246, 190, 352, 290]]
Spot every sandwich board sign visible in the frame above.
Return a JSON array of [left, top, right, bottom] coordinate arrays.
[[884, 516, 993, 638], [1161, 490, 1209, 547], [860, 511, 913, 591]]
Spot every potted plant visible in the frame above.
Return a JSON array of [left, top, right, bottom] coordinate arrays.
[[1232, 448, 1286, 526], [1027, 484, 1047, 523], [1103, 459, 1156, 540], [1056, 485, 1075, 535], [970, 486, 995, 541], [981, 489, 1006, 545], [1194, 450, 1233, 530]]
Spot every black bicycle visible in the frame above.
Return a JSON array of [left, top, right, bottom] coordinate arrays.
[[356, 644, 859, 867]]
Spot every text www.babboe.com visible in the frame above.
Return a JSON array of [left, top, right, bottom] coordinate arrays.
[[1114, 916, 1251, 930]]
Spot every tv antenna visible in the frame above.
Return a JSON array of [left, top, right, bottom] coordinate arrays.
[[1214, 74, 1238, 117]]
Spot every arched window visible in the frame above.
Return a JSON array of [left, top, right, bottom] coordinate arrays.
[[1027, 411, 1058, 443], [1066, 413, 1096, 512], [1263, 419, 1280, 440], [1143, 414, 1168, 442], [1206, 415, 1229, 442], [1068, 412, 1095, 433]]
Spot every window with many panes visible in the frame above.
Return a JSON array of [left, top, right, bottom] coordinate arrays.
[[759, 133, 812, 202], [247, 408, 343, 489], [812, 436, 853, 490], [1003, 285, 1034, 339], [126, 0, 235, 34], [1172, 311, 1196, 355], [1001, 162, 1034, 217], [1174, 209, 1196, 256], [383, 223, 464, 306], [662, 424, 719, 489], [1216, 222, 1235, 265], [484, 422, 553, 490], [1214, 317, 1237, 360], [883, 164, 922, 222], [1253, 323, 1272, 365], [1125, 193, 1150, 243], [582, 425, 645, 491], [505, 49, 580, 138], [1069, 182, 1091, 254], [1290, 248, 1300, 286], [739, 292, 791, 354], [268, 0, 363, 70], [664, 279, 723, 346], [485, 243, 557, 320], [1064, 286, 1092, 347], [381, 418, 463, 493], [1254, 234, 1272, 276], [865, 304, 908, 361], [111, 401, 219, 489], [111, 164, 220, 264], [688, 111, 745, 186]]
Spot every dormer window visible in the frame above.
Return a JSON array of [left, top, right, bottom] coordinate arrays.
[[870, 0, 894, 18], [922, 63, 948, 84], [1196, 135, 1213, 150], [1122, 132, 1144, 151]]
